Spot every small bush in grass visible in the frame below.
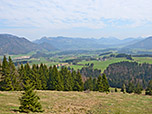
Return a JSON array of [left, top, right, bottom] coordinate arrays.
[[115, 88, 118, 92]]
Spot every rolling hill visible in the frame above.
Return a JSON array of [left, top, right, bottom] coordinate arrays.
[[0, 34, 56, 55], [125, 36, 152, 49], [34, 36, 143, 50]]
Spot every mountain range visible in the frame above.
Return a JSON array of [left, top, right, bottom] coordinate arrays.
[[34, 36, 143, 50], [125, 36, 152, 49], [0, 33, 152, 55], [0, 34, 56, 55]]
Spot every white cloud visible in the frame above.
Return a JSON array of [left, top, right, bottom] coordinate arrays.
[[0, 0, 152, 39], [1, 0, 152, 29]]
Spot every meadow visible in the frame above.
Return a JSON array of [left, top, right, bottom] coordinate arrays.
[[70, 58, 131, 71], [0, 90, 152, 114], [133, 57, 152, 64], [2, 52, 152, 72]]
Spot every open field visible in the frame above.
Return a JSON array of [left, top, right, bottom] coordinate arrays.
[[2, 52, 152, 72], [70, 58, 131, 71], [133, 57, 152, 64], [0, 91, 152, 114]]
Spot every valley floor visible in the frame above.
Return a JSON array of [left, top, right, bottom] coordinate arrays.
[[0, 91, 152, 114]]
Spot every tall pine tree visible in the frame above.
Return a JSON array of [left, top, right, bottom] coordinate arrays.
[[73, 70, 84, 91], [0, 56, 13, 91], [126, 82, 134, 93], [145, 80, 152, 95], [8, 56, 20, 90], [97, 75, 104, 92], [48, 65, 63, 91], [102, 74, 109, 92], [84, 77, 93, 91], [134, 82, 143, 94], [93, 78, 97, 91], [60, 67, 72, 91]]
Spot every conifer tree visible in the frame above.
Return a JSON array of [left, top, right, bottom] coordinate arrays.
[[73, 70, 84, 91], [49, 65, 63, 90], [19, 79, 43, 113], [71, 70, 76, 90], [0, 61, 2, 88], [8, 56, 20, 90], [126, 82, 134, 93], [84, 77, 93, 91], [0, 56, 13, 90], [32, 64, 42, 90], [97, 75, 104, 92], [145, 80, 152, 95], [121, 83, 125, 93], [61, 67, 72, 91], [39, 64, 48, 90], [18, 64, 27, 90], [134, 82, 143, 94], [93, 78, 97, 91], [102, 74, 109, 92], [24, 63, 31, 80]]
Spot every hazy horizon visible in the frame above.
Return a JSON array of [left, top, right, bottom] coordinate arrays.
[[0, 0, 152, 40]]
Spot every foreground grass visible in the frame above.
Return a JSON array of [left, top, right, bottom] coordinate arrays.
[[0, 91, 152, 114]]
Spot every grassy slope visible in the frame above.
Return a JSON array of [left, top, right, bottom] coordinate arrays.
[[0, 91, 152, 114]]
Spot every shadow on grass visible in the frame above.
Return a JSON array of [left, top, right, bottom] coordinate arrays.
[[12, 109, 20, 112]]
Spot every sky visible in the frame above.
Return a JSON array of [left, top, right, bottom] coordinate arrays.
[[0, 0, 152, 41]]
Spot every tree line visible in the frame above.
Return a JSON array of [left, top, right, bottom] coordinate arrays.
[[0, 56, 109, 92], [120, 80, 152, 95], [104, 61, 152, 88]]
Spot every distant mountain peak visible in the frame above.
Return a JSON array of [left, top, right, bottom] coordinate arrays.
[[0, 34, 56, 55], [124, 36, 152, 49]]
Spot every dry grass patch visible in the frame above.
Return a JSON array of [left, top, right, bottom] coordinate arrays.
[[0, 91, 152, 114]]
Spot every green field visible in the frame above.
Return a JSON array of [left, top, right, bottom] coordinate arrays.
[[2, 52, 152, 72], [133, 57, 152, 64], [0, 91, 152, 114], [70, 58, 131, 71]]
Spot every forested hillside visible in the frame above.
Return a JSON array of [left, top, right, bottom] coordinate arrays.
[[104, 61, 152, 88]]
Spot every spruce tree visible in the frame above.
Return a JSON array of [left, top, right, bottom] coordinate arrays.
[[126, 82, 134, 93], [93, 78, 97, 91], [0, 61, 2, 88], [121, 83, 125, 93], [0, 56, 13, 91], [8, 56, 20, 90], [49, 65, 63, 91], [102, 74, 109, 92], [73, 70, 84, 91], [71, 70, 77, 90], [134, 82, 143, 94], [19, 79, 43, 113], [84, 77, 93, 91], [32, 64, 42, 90], [145, 80, 152, 95], [18, 64, 27, 90], [24, 63, 32, 81], [97, 75, 104, 92], [39, 64, 48, 90], [60, 67, 72, 91]]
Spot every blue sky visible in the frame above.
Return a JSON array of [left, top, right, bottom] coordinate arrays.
[[0, 0, 152, 40]]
